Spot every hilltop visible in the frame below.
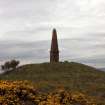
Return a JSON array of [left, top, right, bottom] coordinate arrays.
[[0, 62, 105, 104]]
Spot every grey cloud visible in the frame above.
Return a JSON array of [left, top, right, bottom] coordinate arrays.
[[1, 39, 105, 68], [0, 0, 105, 68]]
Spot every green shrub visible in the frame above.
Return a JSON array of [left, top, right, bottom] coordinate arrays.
[[1, 60, 20, 71]]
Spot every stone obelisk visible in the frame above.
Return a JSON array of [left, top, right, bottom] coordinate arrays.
[[50, 29, 59, 62]]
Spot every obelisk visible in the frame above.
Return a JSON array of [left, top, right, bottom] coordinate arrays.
[[50, 29, 59, 62]]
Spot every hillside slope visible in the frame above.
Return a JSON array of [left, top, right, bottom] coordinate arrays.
[[0, 62, 105, 104]]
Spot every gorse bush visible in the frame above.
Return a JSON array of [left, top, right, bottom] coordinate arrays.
[[0, 80, 96, 105], [0, 80, 36, 105]]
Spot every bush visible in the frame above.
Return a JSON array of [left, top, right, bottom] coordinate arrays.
[[0, 80, 97, 105], [64, 60, 69, 63], [10, 60, 20, 69], [1, 60, 20, 71]]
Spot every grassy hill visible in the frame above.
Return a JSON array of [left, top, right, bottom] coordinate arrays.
[[0, 62, 105, 104]]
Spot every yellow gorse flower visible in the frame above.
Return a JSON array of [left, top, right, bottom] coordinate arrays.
[[0, 80, 97, 105]]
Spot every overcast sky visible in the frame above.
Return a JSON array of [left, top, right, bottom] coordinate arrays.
[[0, 0, 105, 68], [0, 0, 105, 41]]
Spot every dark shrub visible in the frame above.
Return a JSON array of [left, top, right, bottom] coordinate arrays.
[[1, 60, 20, 71]]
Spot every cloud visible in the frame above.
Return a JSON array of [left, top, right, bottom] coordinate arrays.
[[1, 38, 105, 68], [0, 0, 105, 41], [0, 0, 105, 68]]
